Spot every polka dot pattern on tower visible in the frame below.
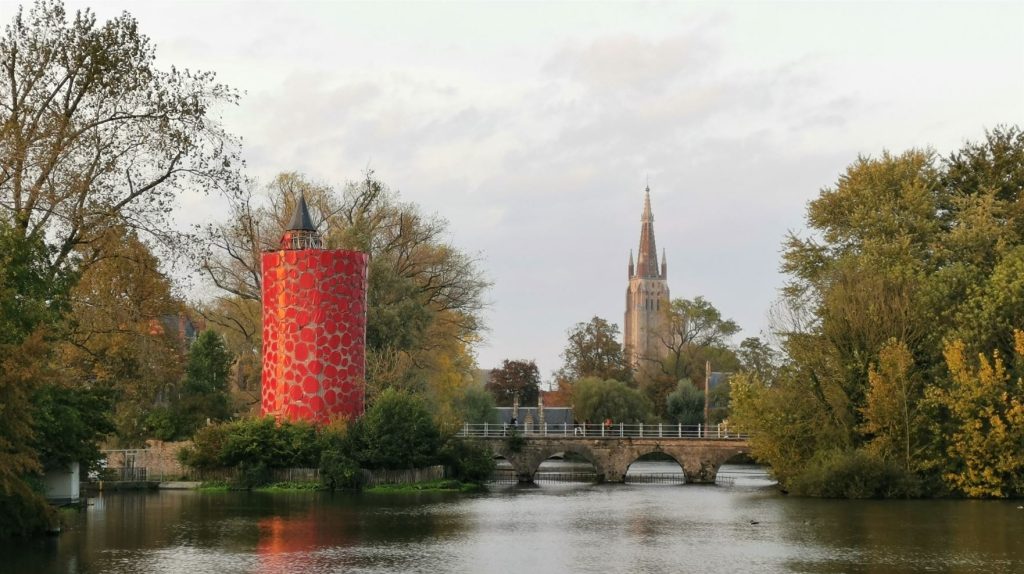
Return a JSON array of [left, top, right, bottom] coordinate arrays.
[[260, 196, 369, 423]]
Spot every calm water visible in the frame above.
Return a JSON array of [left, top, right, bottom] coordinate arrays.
[[5, 463, 1024, 574]]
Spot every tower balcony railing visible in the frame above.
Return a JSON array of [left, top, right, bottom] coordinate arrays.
[[456, 422, 749, 440]]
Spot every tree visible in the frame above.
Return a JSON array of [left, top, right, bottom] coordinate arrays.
[[736, 127, 1024, 497], [59, 226, 186, 444], [730, 368, 844, 488], [638, 296, 739, 417], [202, 295, 262, 401], [570, 377, 653, 424], [175, 330, 233, 435], [0, 223, 73, 536], [353, 389, 442, 469], [0, 1, 237, 533], [455, 386, 499, 425], [924, 332, 1024, 498], [31, 383, 115, 472], [780, 150, 942, 440], [200, 172, 490, 399], [485, 359, 540, 407], [0, 0, 239, 275], [737, 337, 781, 383], [861, 338, 923, 472], [0, 332, 56, 537], [558, 317, 632, 382], [656, 297, 740, 379], [665, 379, 704, 426]]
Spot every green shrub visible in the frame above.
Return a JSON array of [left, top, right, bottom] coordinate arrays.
[[320, 449, 361, 490], [440, 438, 495, 483], [357, 389, 441, 469], [178, 422, 230, 469], [789, 449, 920, 498], [236, 461, 271, 489], [144, 407, 182, 442], [179, 417, 323, 471]]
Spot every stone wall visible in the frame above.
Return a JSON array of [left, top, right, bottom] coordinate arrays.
[[141, 440, 191, 479], [102, 440, 192, 481]]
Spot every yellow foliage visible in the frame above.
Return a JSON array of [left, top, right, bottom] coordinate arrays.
[[929, 333, 1024, 497], [420, 314, 479, 433], [861, 338, 920, 470], [729, 371, 841, 485]]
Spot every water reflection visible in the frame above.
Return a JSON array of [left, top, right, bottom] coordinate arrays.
[[3, 480, 1023, 574]]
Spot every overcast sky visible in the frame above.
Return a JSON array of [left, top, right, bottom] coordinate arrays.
[[21, 1, 1024, 381]]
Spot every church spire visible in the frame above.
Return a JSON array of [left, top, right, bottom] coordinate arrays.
[[628, 249, 635, 278], [635, 185, 660, 278], [661, 248, 667, 279]]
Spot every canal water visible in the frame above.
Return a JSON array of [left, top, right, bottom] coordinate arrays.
[[4, 463, 1024, 574]]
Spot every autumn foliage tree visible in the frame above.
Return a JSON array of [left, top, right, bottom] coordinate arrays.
[[0, 0, 239, 276], [731, 126, 1024, 497], [557, 316, 632, 383], [861, 339, 923, 473], [656, 296, 740, 381], [0, 0, 238, 534], [200, 172, 490, 418], [925, 332, 1024, 498], [60, 226, 186, 444], [485, 359, 541, 407]]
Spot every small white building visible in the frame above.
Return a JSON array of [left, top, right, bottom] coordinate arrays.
[[43, 462, 80, 505]]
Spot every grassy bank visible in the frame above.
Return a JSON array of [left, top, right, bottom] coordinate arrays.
[[366, 479, 483, 494], [197, 480, 324, 492]]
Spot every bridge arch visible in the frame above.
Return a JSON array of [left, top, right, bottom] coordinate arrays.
[[521, 442, 605, 481], [489, 441, 607, 482], [666, 444, 752, 484], [623, 450, 686, 484]]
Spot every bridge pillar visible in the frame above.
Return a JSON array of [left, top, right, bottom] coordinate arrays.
[[682, 461, 720, 484], [603, 467, 626, 483]]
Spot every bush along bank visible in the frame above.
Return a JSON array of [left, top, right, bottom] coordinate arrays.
[[179, 390, 495, 491]]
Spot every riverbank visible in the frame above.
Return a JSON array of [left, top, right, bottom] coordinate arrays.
[[366, 479, 483, 493]]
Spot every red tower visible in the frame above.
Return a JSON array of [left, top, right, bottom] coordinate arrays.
[[261, 196, 368, 423]]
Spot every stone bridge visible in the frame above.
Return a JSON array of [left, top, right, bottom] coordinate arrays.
[[476, 436, 751, 484]]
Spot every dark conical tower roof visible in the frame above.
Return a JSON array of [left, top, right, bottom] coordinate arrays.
[[280, 194, 322, 250], [287, 195, 317, 232]]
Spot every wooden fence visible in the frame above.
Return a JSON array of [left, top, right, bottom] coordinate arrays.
[[185, 467, 320, 482], [185, 465, 447, 487], [359, 465, 447, 487]]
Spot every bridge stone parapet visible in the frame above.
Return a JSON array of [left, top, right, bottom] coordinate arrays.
[[476, 436, 750, 484]]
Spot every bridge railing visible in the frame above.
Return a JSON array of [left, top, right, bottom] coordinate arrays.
[[456, 422, 748, 440]]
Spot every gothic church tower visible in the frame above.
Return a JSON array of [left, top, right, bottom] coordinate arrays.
[[624, 186, 670, 369]]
